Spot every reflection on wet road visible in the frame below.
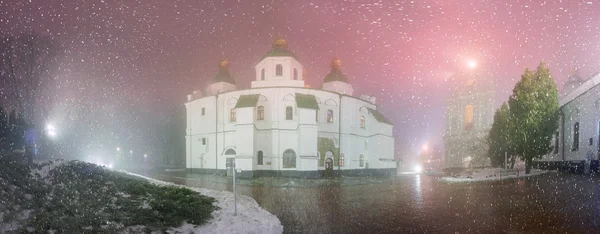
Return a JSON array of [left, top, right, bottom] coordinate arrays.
[[142, 171, 600, 233]]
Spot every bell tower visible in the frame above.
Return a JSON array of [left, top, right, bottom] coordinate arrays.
[[251, 38, 305, 88]]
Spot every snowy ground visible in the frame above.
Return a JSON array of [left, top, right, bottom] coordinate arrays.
[[0, 158, 282, 233], [440, 168, 552, 183], [127, 172, 283, 234]]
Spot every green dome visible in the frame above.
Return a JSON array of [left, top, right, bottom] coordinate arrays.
[[213, 58, 236, 84], [323, 58, 348, 83], [261, 38, 298, 60]]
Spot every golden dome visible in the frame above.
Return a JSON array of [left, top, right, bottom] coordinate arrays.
[[272, 38, 288, 49], [219, 58, 230, 68], [332, 58, 342, 69]]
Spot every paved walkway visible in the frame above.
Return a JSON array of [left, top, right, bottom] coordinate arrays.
[[153, 170, 396, 187], [139, 170, 600, 233]]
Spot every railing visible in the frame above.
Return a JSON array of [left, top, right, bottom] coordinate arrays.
[[498, 168, 519, 178]]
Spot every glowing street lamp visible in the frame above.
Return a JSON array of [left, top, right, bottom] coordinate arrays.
[[46, 123, 57, 138], [467, 60, 477, 69]]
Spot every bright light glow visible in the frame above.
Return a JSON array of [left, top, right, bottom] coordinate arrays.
[[467, 60, 477, 69], [108, 163, 113, 169], [46, 123, 57, 138], [413, 165, 423, 173], [144, 154, 147, 158], [116, 147, 120, 151], [421, 144, 429, 152]]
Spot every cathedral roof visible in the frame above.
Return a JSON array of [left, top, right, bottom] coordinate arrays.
[[234, 94, 260, 108], [323, 58, 349, 83], [295, 93, 320, 110], [367, 108, 393, 125], [213, 58, 236, 84], [261, 38, 298, 60]]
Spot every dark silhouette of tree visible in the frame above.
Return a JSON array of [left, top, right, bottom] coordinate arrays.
[[1, 32, 60, 162], [0, 32, 60, 121], [0, 106, 7, 147], [8, 109, 18, 149]]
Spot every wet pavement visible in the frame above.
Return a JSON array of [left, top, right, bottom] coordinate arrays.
[[138, 170, 600, 233]]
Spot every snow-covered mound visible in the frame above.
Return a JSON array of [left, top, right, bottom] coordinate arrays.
[[127, 172, 284, 234], [440, 168, 551, 183], [0, 158, 282, 233]]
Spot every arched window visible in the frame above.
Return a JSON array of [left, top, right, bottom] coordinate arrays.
[[257, 106, 265, 120], [257, 151, 263, 165], [293, 68, 298, 80], [360, 116, 365, 128], [282, 149, 296, 168], [261, 68, 265, 80], [359, 154, 365, 167], [327, 109, 334, 123], [230, 109, 236, 122], [573, 122, 580, 151], [224, 148, 236, 155], [464, 105, 474, 130], [286, 106, 293, 120], [316, 110, 319, 122], [276, 64, 283, 76]]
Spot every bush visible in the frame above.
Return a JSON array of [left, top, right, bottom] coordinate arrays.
[[0, 156, 217, 232]]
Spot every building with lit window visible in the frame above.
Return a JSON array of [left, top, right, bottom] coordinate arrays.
[[185, 39, 396, 178], [443, 71, 495, 168], [537, 71, 600, 172]]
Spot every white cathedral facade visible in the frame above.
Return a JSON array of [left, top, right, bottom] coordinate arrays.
[[185, 39, 396, 178]]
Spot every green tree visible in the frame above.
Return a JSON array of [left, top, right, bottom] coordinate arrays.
[[488, 102, 513, 168], [508, 62, 559, 174]]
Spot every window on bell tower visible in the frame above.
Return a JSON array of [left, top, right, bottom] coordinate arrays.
[[293, 68, 298, 80], [276, 64, 283, 76], [261, 68, 265, 80], [464, 105, 474, 130]]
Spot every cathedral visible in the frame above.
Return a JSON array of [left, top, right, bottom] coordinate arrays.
[[184, 39, 396, 178], [443, 71, 495, 168]]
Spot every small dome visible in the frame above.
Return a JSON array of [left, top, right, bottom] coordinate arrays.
[[562, 72, 584, 96], [564, 73, 583, 87], [213, 58, 236, 84], [323, 58, 348, 83], [262, 38, 298, 60]]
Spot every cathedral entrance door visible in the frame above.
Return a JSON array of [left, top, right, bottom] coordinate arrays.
[[325, 158, 334, 177]]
